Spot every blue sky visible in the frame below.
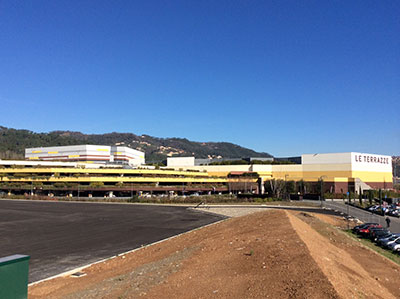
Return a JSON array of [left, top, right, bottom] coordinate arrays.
[[1, 1, 399, 157]]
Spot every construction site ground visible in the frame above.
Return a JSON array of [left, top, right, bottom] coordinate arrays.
[[29, 208, 400, 298]]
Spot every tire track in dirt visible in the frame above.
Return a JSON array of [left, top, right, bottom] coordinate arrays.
[[287, 211, 396, 299]]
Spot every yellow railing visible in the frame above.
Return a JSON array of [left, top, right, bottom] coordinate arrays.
[[0, 177, 225, 183], [0, 176, 258, 184], [0, 168, 212, 177]]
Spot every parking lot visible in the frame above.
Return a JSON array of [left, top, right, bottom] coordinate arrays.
[[0, 199, 224, 282], [322, 201, 400, 232]]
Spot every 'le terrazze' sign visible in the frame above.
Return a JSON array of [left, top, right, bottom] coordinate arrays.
[[354, 154, 390, 164]]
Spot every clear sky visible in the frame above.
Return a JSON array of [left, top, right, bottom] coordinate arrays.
[[1, 1, 399, 157]]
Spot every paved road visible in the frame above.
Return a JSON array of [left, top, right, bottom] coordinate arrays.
[[195, 204, 344, 217], [0, 200, 224, 283], [322, 201, 400, 233]]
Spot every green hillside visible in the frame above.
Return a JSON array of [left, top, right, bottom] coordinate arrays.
[[0, 126, 272, 162]]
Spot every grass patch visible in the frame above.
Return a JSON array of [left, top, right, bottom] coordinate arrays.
[[343, 230, 400, 265]]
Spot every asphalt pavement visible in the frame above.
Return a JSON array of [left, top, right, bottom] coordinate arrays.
[[0, 199, 224, 283]]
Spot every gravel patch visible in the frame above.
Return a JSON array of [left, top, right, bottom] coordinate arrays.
[[194, 207, 267, 217]]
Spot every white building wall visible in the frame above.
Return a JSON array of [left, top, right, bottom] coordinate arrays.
[[301, 152, 392, 173], [250, 164, 273, 172], [111, 146, 145, 166], [167, 157, 195, 167], [83, 145, 111, 161], [350, 152, 392, 172], [301, 153, 352, 165]]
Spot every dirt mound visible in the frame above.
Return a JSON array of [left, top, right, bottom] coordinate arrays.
[[293, 211, 400, 298], [288, 212, 396, 298]]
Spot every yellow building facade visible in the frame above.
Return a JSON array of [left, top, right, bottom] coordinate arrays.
[[0, 152, 393, 196], [181, 152, 393, 193]]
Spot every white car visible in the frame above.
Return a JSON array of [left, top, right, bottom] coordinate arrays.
[[388, 239, 400, 252], [367, 205, 379, 212], [380, 235, 400, 248]]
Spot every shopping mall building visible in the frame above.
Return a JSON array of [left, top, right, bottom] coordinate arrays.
[[168, 152, 393, 193], [0, 150, 393, 197]]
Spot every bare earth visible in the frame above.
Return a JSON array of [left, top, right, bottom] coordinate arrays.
[[29, 209, 400, 298]]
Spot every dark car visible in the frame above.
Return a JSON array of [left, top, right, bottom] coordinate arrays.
[[388, 209, 400, 218], [369, 228, 391, 242]]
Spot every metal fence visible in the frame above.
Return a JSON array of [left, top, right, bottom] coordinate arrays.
[[322, 200, 386, 227]]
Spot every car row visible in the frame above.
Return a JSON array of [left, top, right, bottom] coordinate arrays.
[[366, 204, 400, 218], [377, 233, 400, 249], [352, 223, 400, 253]]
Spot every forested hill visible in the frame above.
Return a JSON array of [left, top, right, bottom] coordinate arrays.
[[0, 126, 272, 162]]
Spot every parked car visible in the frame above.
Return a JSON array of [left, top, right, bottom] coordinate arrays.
[[358, 224, 383, 237], [379, 235, 400, 249], [376, 232, 400, 244], [366, 203, 400, 217], [388, 209, 400, 218], [367, 205, 379, 212], [388, 239, 400, 252], [368, 228, 391, 242], [352, 223, 379, 234]]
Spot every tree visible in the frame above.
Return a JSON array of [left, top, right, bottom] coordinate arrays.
[[286, 180, 296, 194], [368, 190, 373, 205], [267, 179, 285, 198], [297, 180, 305, 194]]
